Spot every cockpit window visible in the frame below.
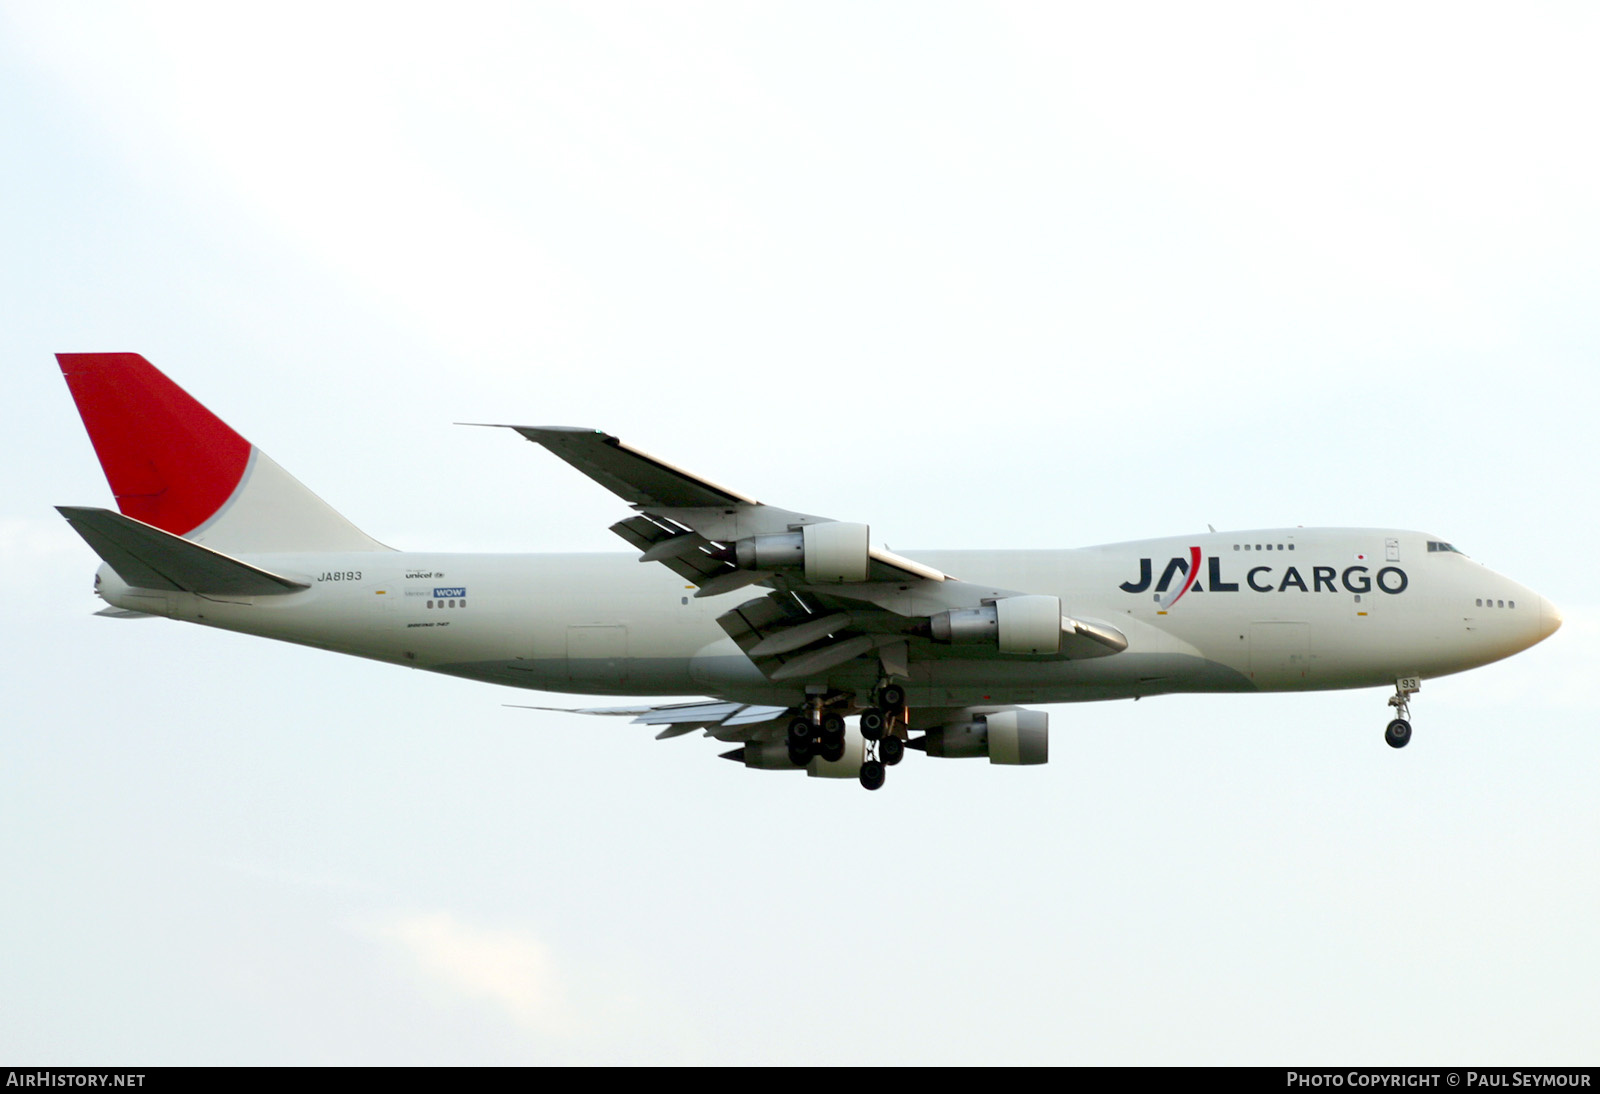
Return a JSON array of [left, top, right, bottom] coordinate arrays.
[[1427, 541, 1464, 554]]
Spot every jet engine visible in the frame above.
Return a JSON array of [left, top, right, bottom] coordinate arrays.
[[725, 721, 870, 778], [733, 521, 870, 584], [928, 595, 1065, 654], [911, 709, 1048, 765]]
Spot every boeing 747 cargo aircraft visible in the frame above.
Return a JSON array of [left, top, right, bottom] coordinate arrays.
[[55, 353, 1561, 790]]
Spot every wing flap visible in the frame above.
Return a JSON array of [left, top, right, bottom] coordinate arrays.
[[746, 611, 855, 656], [716, 593, 894, 681], [767, 635, 877, 681], [610, 513, 735, 584]]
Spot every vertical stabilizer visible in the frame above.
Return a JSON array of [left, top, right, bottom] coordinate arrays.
[[57, 353, 389, 554]]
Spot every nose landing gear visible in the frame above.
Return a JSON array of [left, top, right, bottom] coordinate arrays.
[[1385, 677, 1420, 749]]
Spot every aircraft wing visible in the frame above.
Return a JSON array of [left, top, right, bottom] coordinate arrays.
[[508, 699, 792, 742], [495, 426, 947, 592], [498, 425, 1126, 682]]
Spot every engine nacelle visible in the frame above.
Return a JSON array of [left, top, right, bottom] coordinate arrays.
[[733, 521, 870, 584], [731, 723, 868, 777], [929, 595, 1064, 654], [915, 709, 1048, 765], [737, 740, 805, 770]]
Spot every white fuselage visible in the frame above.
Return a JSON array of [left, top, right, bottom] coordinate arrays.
[[93, 527, 1558, 715]]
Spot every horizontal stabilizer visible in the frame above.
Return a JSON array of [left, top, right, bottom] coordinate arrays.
[[57, 506, 309, 596]]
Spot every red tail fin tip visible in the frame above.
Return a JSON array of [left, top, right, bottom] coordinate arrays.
[[57, 353, 252, 537]]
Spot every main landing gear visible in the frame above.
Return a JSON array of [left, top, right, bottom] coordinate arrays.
[[857, 682, 908, 792], [787, 684, 910, 790], [1384, 677, 1420, 749], [786, 709, 847, 766]]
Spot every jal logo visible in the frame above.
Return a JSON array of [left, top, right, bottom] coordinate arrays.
[[434, 587, 466, 598], [1119, 548, 1407, 608]]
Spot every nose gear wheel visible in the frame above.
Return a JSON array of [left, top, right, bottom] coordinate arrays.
[[1384, 677, 1419, 749]]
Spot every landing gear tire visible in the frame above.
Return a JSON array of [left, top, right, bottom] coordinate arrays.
[[880, 736, 905, 766], [787, 741, 813, 766], [820, 712, 846, 738], [786, 718, 813, 747], [878, 684, 906, 710], [1384, 677, 1419, 750], [818, 738, 846, 763], [859, 708, 886, 740], [859, 759, 886, 791], [1385, 718, 1412, 749]]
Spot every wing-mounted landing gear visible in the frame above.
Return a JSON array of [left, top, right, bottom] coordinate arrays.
[[788, 690, 851, 766], [785, 717, 813, 766], [1385, 676, 1420, 749]]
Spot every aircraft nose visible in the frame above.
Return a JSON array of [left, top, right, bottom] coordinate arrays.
[[1538, 596, 1563, 642]]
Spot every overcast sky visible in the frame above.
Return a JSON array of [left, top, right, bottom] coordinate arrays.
[[3, 2, 1597, 1065]]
